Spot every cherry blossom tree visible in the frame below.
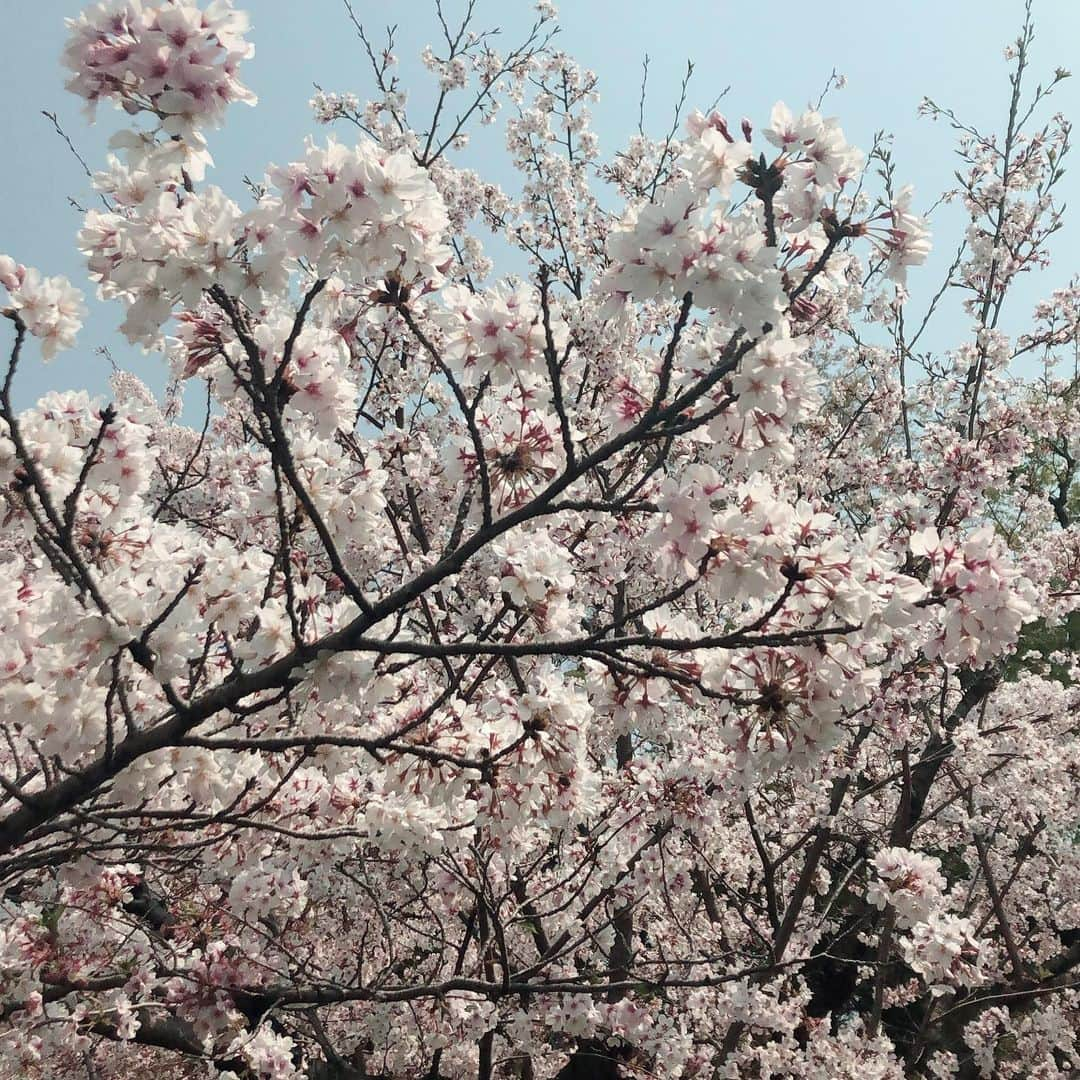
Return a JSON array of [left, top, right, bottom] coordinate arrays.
[[1, 1, 1078, 1077]]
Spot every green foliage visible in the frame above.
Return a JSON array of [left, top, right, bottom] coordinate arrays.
[[1004, 610, 1080, 684]]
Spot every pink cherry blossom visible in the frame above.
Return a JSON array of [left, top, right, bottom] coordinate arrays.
[[0, 2, 1078, 1077]]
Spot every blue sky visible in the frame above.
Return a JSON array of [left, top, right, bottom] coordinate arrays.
[[2, 1, 1078, 409]]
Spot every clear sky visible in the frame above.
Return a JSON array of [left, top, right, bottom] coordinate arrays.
[[2, 0, 1079, 409]]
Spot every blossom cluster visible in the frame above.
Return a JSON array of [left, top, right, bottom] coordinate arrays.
[[0, 257, 85, 360], [911, 525, 1038, 666], [868, 846, 948, 927], [901, 912, 986, 997], [61, 0, 255, 134]]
